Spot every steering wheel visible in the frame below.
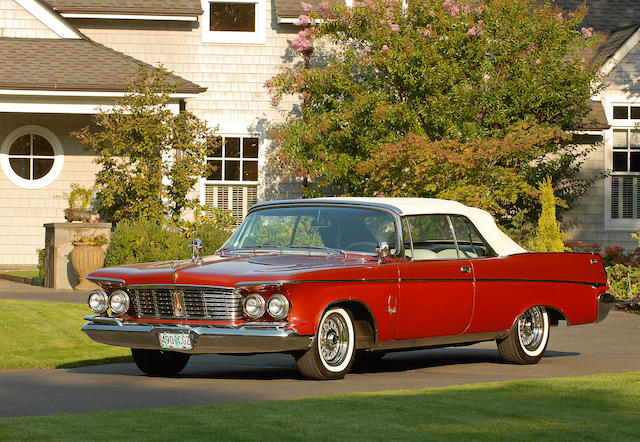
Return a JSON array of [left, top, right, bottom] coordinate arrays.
[[345, 241, 378, 252]]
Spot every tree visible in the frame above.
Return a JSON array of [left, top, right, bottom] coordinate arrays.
[[75, 66, 220, 223], [528, 176, 567, 252], [267, 0, 602, 230]]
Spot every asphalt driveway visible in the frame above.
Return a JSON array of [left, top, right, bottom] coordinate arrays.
[[0, 310, 638, 418]]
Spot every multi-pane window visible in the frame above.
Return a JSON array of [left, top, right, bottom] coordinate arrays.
[[7, 133, 55, 180], [205, 137, 258, 182], [610, 106, 640, 220], [204, 136, 259, 225], [612, 129, 640, 173]]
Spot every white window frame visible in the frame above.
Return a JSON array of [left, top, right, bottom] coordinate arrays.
[[0, 125, 64, 189], [201, 0, 265, 44], [604, 100, 640, 229]]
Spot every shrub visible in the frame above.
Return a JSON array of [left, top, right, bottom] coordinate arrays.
[[605, 264, 640, 303], [528, 177, 566, 252], [105, 217, 232, 267], [37, 249, 45, 286]]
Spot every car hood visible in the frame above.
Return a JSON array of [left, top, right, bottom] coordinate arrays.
[[87, 251, 379, 287]]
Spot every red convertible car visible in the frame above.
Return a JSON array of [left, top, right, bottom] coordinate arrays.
[[83, 198, 615, 379]]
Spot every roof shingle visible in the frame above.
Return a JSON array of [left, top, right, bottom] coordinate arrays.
[[44, 0, 202, 15], [0, 38, 205, 93]]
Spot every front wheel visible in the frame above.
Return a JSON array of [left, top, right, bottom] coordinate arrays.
[[296, 307, 355, 380], [497, 306, 549, 364], [131, 348, 190, 376]]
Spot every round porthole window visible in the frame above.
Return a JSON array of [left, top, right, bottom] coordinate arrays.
[[0, 125, 64, 189]]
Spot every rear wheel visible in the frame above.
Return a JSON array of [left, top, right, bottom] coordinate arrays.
[[497, 306, 549, 364], [296, 307, 355, 380], [131, 349, 190, 376]]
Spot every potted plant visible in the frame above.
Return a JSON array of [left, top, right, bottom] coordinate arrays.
[[71, 235, 108, 290], [62, 184, 94, 222]]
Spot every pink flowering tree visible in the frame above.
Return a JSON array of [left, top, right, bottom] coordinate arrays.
[[268, 0, 601, 231]]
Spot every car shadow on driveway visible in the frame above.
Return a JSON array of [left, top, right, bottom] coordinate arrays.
[[67, 348, 581, 380]]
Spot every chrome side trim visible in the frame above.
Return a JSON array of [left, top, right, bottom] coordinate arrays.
[[373, 331, 508, 351], [86, 276, 126, 285], [128, 283, 234, 289], [82, 316, 312, 354], [596, 293, 617, 323]]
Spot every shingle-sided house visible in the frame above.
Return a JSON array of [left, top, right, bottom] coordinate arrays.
[[1, 0, 640, 267]]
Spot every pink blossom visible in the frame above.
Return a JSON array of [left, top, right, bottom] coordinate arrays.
[[301, 2, 313, 12], [271, 94, 281, 107], [381, 44, 389, 52], [535, 59, 541, 64], [443, 0, 460, 18], [581, 26, 593, 38], [466, 27, 476, 36], [556, 12, 563, 22], [361, 0, 378, 11], [380, 19, 386, 24], [318, 0, 330, 12], [294, 14, 311, 26], [363, 45, 371, 53], [474, 5, 486, 15], [390, 23, 400, 31], [264, 78, 273, 88], [290, 28, 313, 52]]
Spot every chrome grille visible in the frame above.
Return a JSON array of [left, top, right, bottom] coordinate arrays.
[[130, 286, 241, 321]]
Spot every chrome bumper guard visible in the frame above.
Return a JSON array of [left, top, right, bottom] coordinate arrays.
[[596, 293, 618, 323], [82, 316, 313, 354]]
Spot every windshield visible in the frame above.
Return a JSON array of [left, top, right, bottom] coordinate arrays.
[[221, 206, 398, 254]]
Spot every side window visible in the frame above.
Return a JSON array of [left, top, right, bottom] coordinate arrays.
[[450, 216, 494, 258], [405, 215, 457, 260]]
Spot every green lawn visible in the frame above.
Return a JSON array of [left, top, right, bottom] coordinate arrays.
[[0, 299, 131, 370], [0, 372, 638, 440], [2, 270, 39, 279]]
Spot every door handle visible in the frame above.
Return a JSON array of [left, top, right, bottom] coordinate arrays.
[[460, 266, 472, 273]]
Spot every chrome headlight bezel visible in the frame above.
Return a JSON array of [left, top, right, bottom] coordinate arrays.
[[267, 293, 290, 320], [88, 289, 109, 314], [243, 294, 266, 319], [109, 289, 130, 315]]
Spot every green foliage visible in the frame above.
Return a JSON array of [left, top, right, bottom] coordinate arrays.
[[74, 235, 109, 246], [605, 264, 640, 302], [105, 216, 232, 267], [61, 183, 93, 210], [528, 176, 567, 252], [37, 248, 45, 286], [269, 0, 601, 228], [75, 66, 221, 223]]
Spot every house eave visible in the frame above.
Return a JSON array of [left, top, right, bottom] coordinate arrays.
[[0, 85, 206, 96], [60, 13, 198, 21], [54, 7, 203, 17]]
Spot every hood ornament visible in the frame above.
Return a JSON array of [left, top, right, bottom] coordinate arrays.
[[189, 238, 203, 264]]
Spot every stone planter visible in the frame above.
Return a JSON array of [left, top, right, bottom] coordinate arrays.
[[65, 209, 92, 222], [70, 242, 105, 290]]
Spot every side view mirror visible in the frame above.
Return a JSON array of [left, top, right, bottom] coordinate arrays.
[[376, 241, 390, 264]]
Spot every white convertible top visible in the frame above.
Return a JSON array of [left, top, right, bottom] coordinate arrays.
[[252, 197, 527, 256], [316, 197, 527, 256]]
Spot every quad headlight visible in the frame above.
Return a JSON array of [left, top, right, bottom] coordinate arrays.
[[267, 294, 290, 320], [109, 289, 130, 315], [243, 294, 266, 319], [88, 289, 109, 314]]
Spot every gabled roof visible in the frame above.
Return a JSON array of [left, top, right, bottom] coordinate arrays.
[[0, 37, 205, 94], [554, 0, 640, 33], [44, 0, 202, 16]]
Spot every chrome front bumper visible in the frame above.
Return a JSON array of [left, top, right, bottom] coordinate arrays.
[[82, 316, 313, 354], [596, 293, 618, 323]]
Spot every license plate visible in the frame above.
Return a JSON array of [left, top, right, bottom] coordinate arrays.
[[158, 332, 192, 350]]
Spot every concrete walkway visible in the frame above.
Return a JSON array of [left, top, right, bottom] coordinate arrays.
[[0, 278, 86, 304]]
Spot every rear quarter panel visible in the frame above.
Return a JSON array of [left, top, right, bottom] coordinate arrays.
[[468, 253, 607, 334]]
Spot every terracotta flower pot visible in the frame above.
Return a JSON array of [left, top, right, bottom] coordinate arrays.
[[71, 242, 105, 290]]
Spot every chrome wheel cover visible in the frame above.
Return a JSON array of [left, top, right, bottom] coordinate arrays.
[[518, 307, 545, 351], [319, 312, 349, 367]]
